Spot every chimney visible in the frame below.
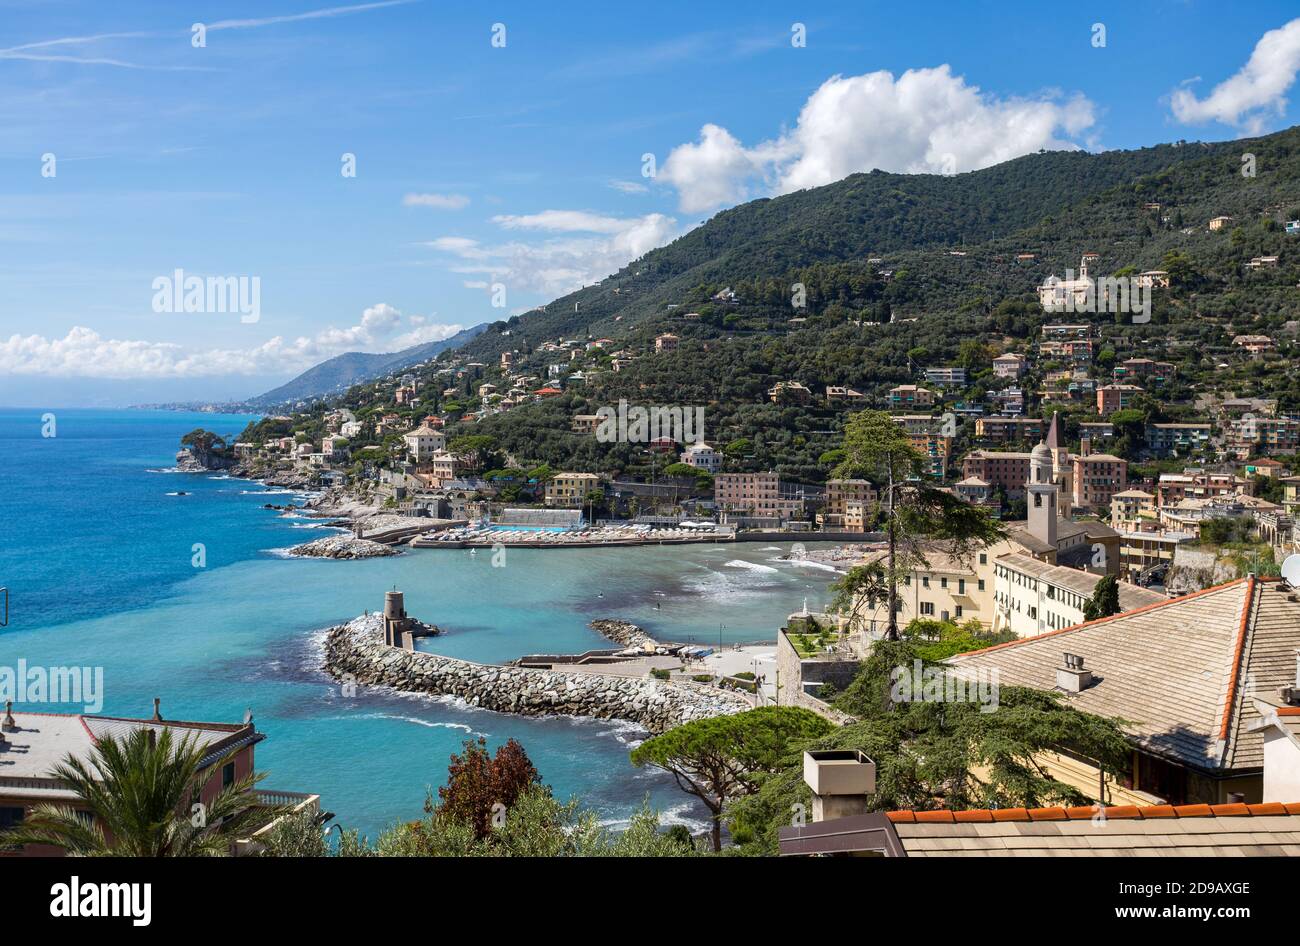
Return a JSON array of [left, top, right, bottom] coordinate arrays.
[[803, 750, 876, 822], [1056, 653, 1095, 693], [152, 697, 163, 722], [1278, 651, 1300, 706]]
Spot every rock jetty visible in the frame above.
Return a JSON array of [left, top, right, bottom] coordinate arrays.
[[589, 618, 663, 651], [323, 614, 749, 734], [288, 535, 399, 559]]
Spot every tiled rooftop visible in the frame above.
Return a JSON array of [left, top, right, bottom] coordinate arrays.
[[949, 577, 1300, 773], [887, 802, 1300, 856]]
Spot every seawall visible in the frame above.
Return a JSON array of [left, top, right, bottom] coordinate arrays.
[[323, 614, 750, 734]]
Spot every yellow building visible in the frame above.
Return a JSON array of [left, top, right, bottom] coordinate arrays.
[[544, 472, 601, 508]]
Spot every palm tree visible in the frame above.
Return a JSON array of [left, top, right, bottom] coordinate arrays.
[[2, 726, 280, 856]]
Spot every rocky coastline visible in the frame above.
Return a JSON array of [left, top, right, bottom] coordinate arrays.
[[323, 614, 750, 734]]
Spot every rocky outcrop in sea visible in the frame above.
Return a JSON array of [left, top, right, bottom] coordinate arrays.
[[288, 535, 399, 559], [175, 446, 235, 472], [323, 614, 749, 734]]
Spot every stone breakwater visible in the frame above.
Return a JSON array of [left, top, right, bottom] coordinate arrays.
[[289, 535, 399, 559], [588, 618, 663, 651], [323, 614, 750, 734]]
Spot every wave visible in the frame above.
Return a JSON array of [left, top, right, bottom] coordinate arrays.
[[723, 559, 779, 574], [598, 802, 710, 834], [778, 558, 840, 573], [357, 713, 487, 736], [146, 467, 199, 474]]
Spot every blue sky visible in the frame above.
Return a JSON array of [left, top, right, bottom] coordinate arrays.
[[3, 0, 1300, 405]]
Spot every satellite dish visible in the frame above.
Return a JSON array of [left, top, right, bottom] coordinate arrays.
[[1281, 554, 1300, 589]]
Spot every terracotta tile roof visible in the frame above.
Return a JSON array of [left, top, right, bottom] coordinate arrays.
[[887, 801, 1300, 823], [885, 800, 1300, 856], [948, 577, 1300, 773]]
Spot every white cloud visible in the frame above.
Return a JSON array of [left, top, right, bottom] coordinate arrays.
[[491, 210, 640, 234], [1170, 18, 1300, 134], [403, 192, 471, 210], [608, 180, 649, 194], [0, 2, 414, 69], [660, 66, 1097, 213], [428, 212, 679, 297], [0, 304, 464, 379]]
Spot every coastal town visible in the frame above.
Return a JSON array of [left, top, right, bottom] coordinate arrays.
[[9, 5, 1300, 919], [119, 220, 1300, 860]]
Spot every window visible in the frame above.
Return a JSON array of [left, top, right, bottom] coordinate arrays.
[[920, 602, 935, 616], [978, 580, 985, 591], [222, 762, 236, 789], [922, 576, 930, 588], [955, 606, 963, 618], [940, 577, 948, 589]]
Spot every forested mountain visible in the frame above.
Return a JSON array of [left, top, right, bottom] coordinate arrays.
[[271, 126, 1300, 486], [456, 135, 1255, 360], [247, 323, 486, 408]]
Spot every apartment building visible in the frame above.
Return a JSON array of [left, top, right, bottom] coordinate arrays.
[[1110, 488, 1157, 533], [1117, 530, 1194, 582], [1113, 358, 1176, 383], [1156, 470, 1252, 507], [543, 472, 602, 508], [1228, 416, 1300, 458], [887, 385, 935, 409], [1146, 423, 1212, 457], [991, 553, 1165, 637], [975, 416, 1044, 445], [1072, 453, 1128, 511], [1096, 383, 1143, 415], [820, 479, 877, 531], [992, 353, 1027, 379], [714, 472, 802, 521], [923, 366, 967, 386], [961, 450, 1032, 499]]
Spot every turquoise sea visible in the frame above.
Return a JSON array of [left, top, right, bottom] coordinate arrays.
[[0, 408, 835, 838]]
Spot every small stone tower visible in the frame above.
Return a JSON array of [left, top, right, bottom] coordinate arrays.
[[383, 590, 412, 648]]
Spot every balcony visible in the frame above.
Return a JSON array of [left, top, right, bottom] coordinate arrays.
[[234, 790, 322, 855]]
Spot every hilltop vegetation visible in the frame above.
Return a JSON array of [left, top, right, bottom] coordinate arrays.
[[249, 126, 1300, 481]]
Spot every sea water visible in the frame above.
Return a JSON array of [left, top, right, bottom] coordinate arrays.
[[0, 408, 834, 838]]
